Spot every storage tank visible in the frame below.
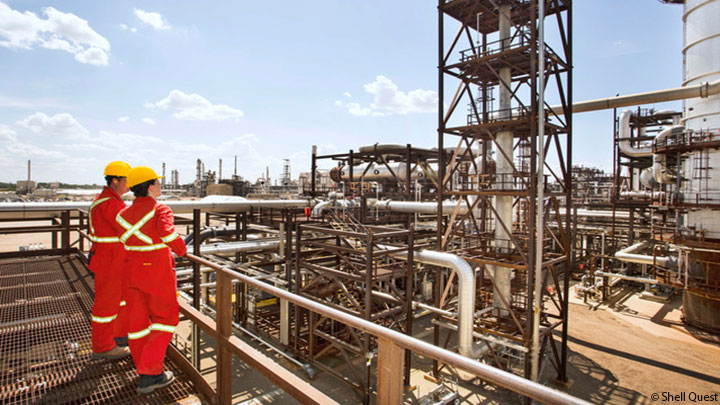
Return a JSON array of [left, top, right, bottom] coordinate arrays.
[[681, 0, 720, 332]]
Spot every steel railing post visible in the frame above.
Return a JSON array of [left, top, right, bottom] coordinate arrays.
[[192, 209, 201, 369], [216, 269, 233, 404], [377, 338, 404, 405]]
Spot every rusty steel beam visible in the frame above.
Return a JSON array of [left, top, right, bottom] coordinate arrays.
[[186, 253, 590, 405]]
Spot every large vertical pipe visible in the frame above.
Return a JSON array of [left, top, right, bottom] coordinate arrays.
[[492, 3, 514, 316], [162, 163, 166, 187], [234, 155, 238, 177], [27, 160, 31, 189], [531, 0, 546, 382], [219, 158, 223, 181]]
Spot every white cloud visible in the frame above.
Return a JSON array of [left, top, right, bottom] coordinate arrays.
[[336, 75, 437, 116], [134, 9, 170, 30], [0, 124, 68, 161], [17, 112, 89, 138], [343, 92, 352, 98], [120, 24, 137, 33], [0, 2, 110, 66], [117, 116, 129, 122], [334, 100, 372, 116], [148, 90, 244, 121], [141, 117, 156, 125]]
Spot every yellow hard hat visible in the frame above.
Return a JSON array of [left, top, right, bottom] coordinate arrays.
[[104, 161, 131, 177], [127, 166, 163, 188]]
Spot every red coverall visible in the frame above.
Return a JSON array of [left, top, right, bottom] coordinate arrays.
[[88, 186, 129, 353], [115, 197, 187, 375]]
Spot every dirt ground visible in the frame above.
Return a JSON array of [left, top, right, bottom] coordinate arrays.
[[551, 287, 720, 405]]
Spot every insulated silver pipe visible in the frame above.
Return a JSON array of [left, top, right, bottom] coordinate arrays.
[[373, 200, 469, 215], [0, 198, 314, 219], [198, 239, 281, 256], [371, 290, 455, 318], [310, 201, 332, 218], [376, 245, 481, 358], [552, 79, 720, 115], [594, 271, 660, 285], [412, 250, 482, 358], [614, 241, 676, 268], [618, 110, 653, 157]]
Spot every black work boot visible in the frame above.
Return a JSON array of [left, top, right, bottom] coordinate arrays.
[[137, 371, 175, 394], [113, 336, 128, 347]]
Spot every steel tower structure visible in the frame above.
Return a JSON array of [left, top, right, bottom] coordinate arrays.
[[436, 0, 572, 381]]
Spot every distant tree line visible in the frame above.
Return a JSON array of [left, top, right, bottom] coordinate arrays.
[[36, 182, 100, 189], [0, 182, 100, 192], [0, 182, 15, 191]]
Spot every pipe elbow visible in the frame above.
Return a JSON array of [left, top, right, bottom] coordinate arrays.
[[311, 201, 332, 218]]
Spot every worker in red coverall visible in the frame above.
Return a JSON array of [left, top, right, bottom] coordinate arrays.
[[115, 166, 187, 394], [89, 161, 132, 360]]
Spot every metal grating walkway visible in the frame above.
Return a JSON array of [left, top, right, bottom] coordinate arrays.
[[0, 254, 201, 404]]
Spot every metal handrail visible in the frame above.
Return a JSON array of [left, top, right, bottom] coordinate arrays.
[[185, 252, 590, 405]]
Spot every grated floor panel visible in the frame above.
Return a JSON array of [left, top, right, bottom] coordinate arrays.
[[0, 255, 201, 404]]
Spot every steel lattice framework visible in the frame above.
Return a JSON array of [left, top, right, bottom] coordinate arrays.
[[436, 0, 573, 381]]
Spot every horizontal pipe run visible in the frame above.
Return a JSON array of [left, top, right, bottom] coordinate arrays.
[[371, 290, 455, 318], [197, 239, 281, 256], [0, 198, 314, 219], [432, 319, 528, 353], [594, 271, 660, 285], [185, 253, 590, 405], [373, 200, 470, 215], [614, 241, 676, 268], [552, 79, 720, 114]]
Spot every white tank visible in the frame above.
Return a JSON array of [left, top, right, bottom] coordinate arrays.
[[331, 163, 428, 183], [684, 0, 720, 130], [683, 0, 720, 237]]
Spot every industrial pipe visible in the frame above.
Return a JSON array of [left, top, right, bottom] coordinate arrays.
[[0, 196, 315, 219], [311, 199, 356, 218], [375, 244, 481, 358], [653, 125, 683, 184], [614, 241, 676, 268], [639, 167, 659, 189], [370, 290, 456, 318], [618, 110, 653, 157], [310, 201, 332, 218], [594, 271, 660, 285], [409, 250, 481, 358], [198, 239, 281, 256], [184, 225, 262, 245], [552, 79, 720, 115], [373, 200, 470, 215]]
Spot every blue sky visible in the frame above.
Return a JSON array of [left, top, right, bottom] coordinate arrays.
[[0, 0, 684, 185]]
